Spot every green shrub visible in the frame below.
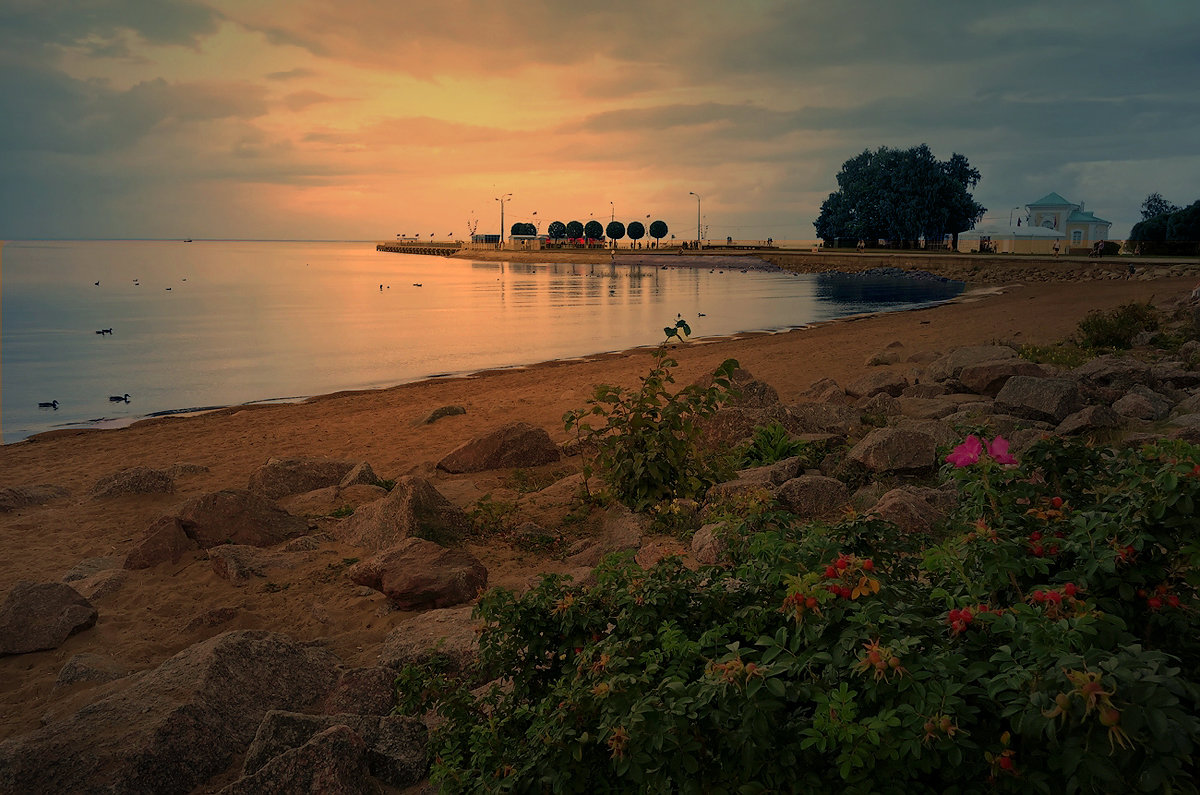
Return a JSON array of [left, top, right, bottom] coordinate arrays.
[[468, 494, 518, 538], [1075, 302, 1159, 349], [563, 348, 738, 512], [1017, 341, 1095, 369], [398, 437, 1200, 793], [736, 421, 810, 468]]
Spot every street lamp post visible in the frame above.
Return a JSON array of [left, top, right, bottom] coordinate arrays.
[[496, 193, 512, 248], [689, 191, 701, 246], [1009, 206, 1022, 226]]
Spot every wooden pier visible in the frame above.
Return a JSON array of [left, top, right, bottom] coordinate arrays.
[[376, 241, 463, 256]]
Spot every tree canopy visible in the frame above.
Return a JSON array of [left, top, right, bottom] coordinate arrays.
[[814, 144, 985, 248], [606, 220, 626, 245], [510, 222, 536, 236], [584, 220, 604, 240], [627, 221, 645, 242], [649, 220, 668, 242], [547, 221, 566, 240], [566, 220, 584, 239], [1140, 193, 1181, 221], [1130, 199, 1200, 253]]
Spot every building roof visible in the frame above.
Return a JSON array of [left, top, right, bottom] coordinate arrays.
[[1027, 192, 1075, 207], [1067, 209, 1111, 226]]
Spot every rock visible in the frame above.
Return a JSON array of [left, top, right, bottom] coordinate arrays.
[[248, 458, 364, 499], [736, 456, 804, 486], [124, 516, 199, 569], [1071, 355, 1152, 391], [72, 570, 127, 601], [846, 428, 938, 473], [1056, 405, 1123, 436], [897, 397, 959, 420], [958, 359, 1047, 396], [1175, 392, 1200, 416], [1113, 386, 1172, 421], [926, 346, 1017, 383], [870, 487, 957, 534], [423, 404, 467, 424], [1169, 413, 1200, 431], [994, 376, 1082, 424], [348, 538, 488, 610], [0, 484, 69, 512], [776, 476, 850, 520], [901, 383, 947, 399], [845, 370, 909, 398], [703, 478, 776, 503], [336, 476, 471, 550], [850, 482, 890, 513], [175, 489, 309, 548], [865, 350, 900, 367], [0, 581, 97, 655], [322, 667, 397, 716], [281, 484, 387, 519], [55, 653, 130, 688], [798, 377, 845, 403], [566, 505, 647, 566], [691, 523, 728, 565], [699, 406, 792, 448], [635, 541, 688, 568], [182, 606, 240, 633], [0, 631, 341, 792], [222, 724, 378, 795], [242, 711, 427, 790], [856, 392, 901, 418], [62, 556, 122, 582], [168, 462, 210, 477], [890, 418, 959, 448], [338, 462, 380, 489], [725, 378, 781, 410], [436, 422, 561, 473], [786, 403, 860, 434], [378, 606, 481, 673], [1150, 363, 1200, 389], [90, 466, 175, 498], [209, 545, 281, 584]]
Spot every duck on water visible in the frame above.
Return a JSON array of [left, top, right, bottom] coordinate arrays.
[[38, 400, 59, 409], [109, 393, 131, 403]]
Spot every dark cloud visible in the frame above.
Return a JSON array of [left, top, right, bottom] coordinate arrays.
[[0, 0, 222, 59], [266, 68, 317, 81]]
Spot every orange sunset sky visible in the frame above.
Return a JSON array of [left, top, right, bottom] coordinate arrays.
[[1, 1, 1197, 241]]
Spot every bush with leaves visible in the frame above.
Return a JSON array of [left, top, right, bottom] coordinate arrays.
[[397, 436, 1200, 793], [563, 348, 738, 512], [1075, 302, 1159, 349]]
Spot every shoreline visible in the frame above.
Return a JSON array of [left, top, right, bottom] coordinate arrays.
[[8, 278, 980, 447]]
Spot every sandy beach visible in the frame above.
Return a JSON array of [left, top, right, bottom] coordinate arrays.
[[1, 261, 1197, 749]]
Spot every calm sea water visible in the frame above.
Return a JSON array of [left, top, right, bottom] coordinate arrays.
[[1, 241, 961, 443]]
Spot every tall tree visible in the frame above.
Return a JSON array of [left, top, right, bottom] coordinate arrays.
[[1141, 193, 1180, 221], [649, 220, 668, 245], [606, 220, 626, 248], [584, 220, 604, 241], [627, 221, 646, 245], [814, 144, 985, 249], [547, 220, 567, 241], [566, 220, 584, 240]]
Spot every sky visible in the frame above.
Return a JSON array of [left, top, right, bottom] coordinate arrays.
[[1, 1, 1197, 242]]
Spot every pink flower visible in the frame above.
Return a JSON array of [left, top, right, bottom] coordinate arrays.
[[987, 436, 1017, 466], [946, 435, 983, 467]]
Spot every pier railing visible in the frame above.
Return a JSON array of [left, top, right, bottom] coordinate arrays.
[[376, 241, 463, 256]]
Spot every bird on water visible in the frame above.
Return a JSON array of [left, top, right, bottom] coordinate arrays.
[[109, 393, 131, 402], [38, 400, 59, 409]]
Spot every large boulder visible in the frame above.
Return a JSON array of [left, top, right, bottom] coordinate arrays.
[[958, 360, 1047, 396], [124, 516, 199, 569], [321, 667, 397, 716], [248, 458, 374, 499], [1113, 386, 1172, 421], [348, 538, 488, 610], [698, 406, 792, 448], [241, 712, 427, 790], [845, 370, 909, 398], [846, 428, 938, 473], [90, 467, 174, 498], [221, 724, 377, 795], [436, 422, 561, 473], [0, 581, 97, 655], [174, 490, 309, 548], [378, 606, 481, 674], [1071, 355, 1153, 391], [776, 476, 850, 520], [798, 377, 846, 403], [565, 505, 647, 566], [336, 476, 471, 550], [691, 523, 728, 566], [1055, 405, 1123, 436], [926, 346, 1017, 383], [787, 403, 860, 434], [0, 484, 69, 512], [0, 630, 342, 794], [994, 376, 1082, 424], [869, 487, 957, 534]]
